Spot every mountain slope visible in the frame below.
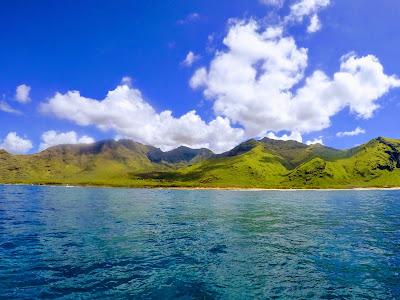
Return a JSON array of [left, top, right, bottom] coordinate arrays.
[[285, 137, 400, 188], [136, 144, 288, 187], [147, 146, 213, 164], [135, 137, 400, 188], [259, 137, 349, 168], [0, 137, 399, 188], [0, 140, 213, 186]]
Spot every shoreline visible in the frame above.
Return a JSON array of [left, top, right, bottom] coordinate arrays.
[[1, 183, 400, 191], [158, 187, 400, 191]]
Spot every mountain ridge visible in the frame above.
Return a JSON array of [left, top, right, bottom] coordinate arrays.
[[0, 136, 399, 188]]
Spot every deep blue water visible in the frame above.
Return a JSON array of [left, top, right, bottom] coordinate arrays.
[[0, 185, 399, 299]]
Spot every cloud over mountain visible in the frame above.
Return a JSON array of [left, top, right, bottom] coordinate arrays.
[[39, 130, 95, 151], [41, 85, 244, 153], [336, 127, 366, 137], [0, 132, 33, 154], [36, 2, 400, 152], [191, 19, 400, 140]]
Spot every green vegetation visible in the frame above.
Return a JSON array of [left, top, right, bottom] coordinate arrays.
[[1, 137, 400, 189]]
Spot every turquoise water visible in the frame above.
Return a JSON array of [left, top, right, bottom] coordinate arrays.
[[0, 185, 399, 299]]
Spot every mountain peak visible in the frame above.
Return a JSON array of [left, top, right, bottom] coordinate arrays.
[[0, 149, 10, 156], [147, 145, 213, 164], [260, 137, 307, 147], [1, 136, 400, 188], [375, 136, 400, 145], [219, 139, 259, 157]]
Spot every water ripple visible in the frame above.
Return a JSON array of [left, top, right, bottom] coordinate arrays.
[[0, 186, 399, 299]]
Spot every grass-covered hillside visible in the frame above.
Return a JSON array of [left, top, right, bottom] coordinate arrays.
[[0, 137, 399, 188]]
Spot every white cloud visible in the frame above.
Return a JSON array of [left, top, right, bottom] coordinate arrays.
[[39, 15, 400, 153], [259, 0, 284, 7], [306, 137, 324, 145], [177, 13, 200, 25], [182, 51, 200, 67], [0, 132, 33, 154], [295, 54, 400, 123], [39, 130, 95, 151], [190, 20, 400, 141], [0, 101, 22, 115], [288, 0, 330, 22], [121, 76, 133, 86], [266, 131, 303, 142], [336, 127, 366, 137], [15, 84, 31, 103], [264, 26, 284, 39], [307, 14, 321, 33], [40, 84, 244, 153], [285, 0, 330, 33], [191, 20, 308, 136]]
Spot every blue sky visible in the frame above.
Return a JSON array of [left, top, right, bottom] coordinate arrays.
[[0, 0, 399, 153]]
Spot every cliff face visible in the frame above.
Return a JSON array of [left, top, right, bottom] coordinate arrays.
[[376, 137, 400, 170]]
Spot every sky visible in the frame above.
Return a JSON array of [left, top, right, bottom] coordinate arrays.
[[0, 0, 400, 154]]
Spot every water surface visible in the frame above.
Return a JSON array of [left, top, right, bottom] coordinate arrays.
[[0, 185, 399, 299]]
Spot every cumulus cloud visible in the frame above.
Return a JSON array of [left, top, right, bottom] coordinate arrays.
[[182, 51, 200, 67], [191, 20, 308, 136], [266, 131, 303, 143], [286, 0, 330, 33], [39, 130, 95, 151], [191, 20, 400, 140], [40, 84, 244, 153], [0, 132, 33, 154], [307, 14, 321, 33], [336, 127, 366, 137], [306, 137, 324, 145], [38, 11, 400, 153], [288, 0, 330, 21], [0, 101, 22, 115], [121, 76, 133, 86], [15, 84, 31, 103]]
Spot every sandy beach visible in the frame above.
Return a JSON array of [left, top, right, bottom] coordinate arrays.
[[2, 183, 400, 191]]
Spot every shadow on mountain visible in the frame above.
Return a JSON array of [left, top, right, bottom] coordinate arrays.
[[134, 162, 228, 183]]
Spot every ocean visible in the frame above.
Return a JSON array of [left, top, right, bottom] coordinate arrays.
[[1, 185, 399, 299]]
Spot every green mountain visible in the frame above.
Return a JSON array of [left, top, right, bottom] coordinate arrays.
[[0, 139, 211, 187], [1, 137, 399, 188]]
